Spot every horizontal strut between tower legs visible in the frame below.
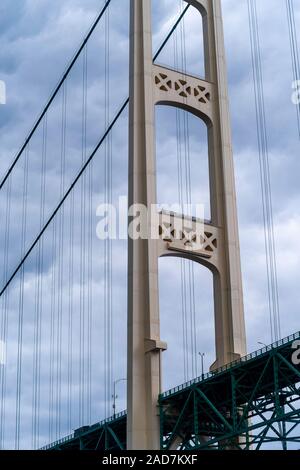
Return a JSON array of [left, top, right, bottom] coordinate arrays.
[[153, 64, 214, 124], [155, 211, 221, 272]]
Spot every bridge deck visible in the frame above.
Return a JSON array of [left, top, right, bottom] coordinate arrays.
[[42, 331, 300, 450]]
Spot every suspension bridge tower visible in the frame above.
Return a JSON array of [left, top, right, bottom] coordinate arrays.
[[127, 0, 247, 450]]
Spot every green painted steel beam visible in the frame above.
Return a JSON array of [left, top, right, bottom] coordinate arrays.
[[42, 331, 300, 451]]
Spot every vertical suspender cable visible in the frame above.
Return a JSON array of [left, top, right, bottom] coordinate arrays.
[[247, 0, 281, 341], [174, 14, 188, 383], [56, 82, 67, 437], [87, 143, 93, 425], [79, 46, 88, 426], [109, 34, 113, 426], [178, 0, 197, 380], [179, 0, 189, 382], [49, 219, 57, 441], [286, 0, 300, 138], [179, 1, 190, 381], [181, 5, 197, 380], [68, 190, 74, 431], [15, 144, 29, 449], [104, 5, 113, 418], [32, 114, 48, 449], [0, 175, 12, 450]]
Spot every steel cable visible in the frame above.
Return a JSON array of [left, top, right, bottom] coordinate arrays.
[[247, 0, 281, 341]]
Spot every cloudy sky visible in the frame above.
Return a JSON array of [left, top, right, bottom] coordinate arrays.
[[0, 0, 299, 450]]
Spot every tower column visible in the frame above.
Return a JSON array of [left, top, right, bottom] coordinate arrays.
[[127, 0, 165, 450]]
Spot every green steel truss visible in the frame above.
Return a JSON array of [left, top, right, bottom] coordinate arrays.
[[160, 331, 300, 450], [42, 331, 300, 451], [41, 411, 127, 451]]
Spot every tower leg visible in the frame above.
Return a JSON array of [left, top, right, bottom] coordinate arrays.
[[127, 0, 166, 450]]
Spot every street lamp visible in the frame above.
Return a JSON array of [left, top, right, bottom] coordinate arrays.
[[198, 352, 205, 379], [112, 378, 127, 418], [258, 341, 267, 349]]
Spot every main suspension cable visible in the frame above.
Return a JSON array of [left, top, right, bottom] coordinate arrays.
[[0, 3, 192, 308], [0, 0, 112, 192]]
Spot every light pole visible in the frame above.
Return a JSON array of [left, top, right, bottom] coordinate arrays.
[[198, 352, 205, 379], [112, 378, 127, 419], [258, 342, 267, 349]]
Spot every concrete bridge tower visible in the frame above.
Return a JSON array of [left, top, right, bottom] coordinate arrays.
[[127, 0, 247, 450]]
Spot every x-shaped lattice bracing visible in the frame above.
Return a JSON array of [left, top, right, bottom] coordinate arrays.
[[155, 73, 172, 92], [155, 72, 211, 104]]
